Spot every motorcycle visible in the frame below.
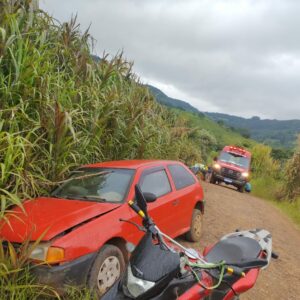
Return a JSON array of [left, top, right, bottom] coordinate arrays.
[[102, 184, 276, 300]]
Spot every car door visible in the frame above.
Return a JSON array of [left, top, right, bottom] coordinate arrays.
[[139, 166, 178, 236], [167, 163, 197, 231]]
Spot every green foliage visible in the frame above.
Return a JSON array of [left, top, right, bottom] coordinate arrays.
[[0, 0, 201, 206], [192, 129, 217, 162], [275, 197, 300, 226], [251, 176, 282, 201], [251, 144, 280, 178], [229, 126, 251, 139], [284, 152, 300, 200], [251, 177, 300, 227], [283, 136, 300, 201], [271, 147, 293, 161], [0, 240, 60, 299]]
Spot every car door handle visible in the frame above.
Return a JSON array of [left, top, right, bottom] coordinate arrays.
[[172, 199, 180, 206]]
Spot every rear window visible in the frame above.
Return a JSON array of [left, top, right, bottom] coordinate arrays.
[[168, 164, 195, 190]]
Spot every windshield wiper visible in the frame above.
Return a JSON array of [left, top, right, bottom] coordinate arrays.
[[80, 195, 108, 202], [52, 194, 108, 202]]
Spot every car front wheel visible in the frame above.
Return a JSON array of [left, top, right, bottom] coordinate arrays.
[[186, 208, 203, 242], [88, 244, 125, 297]]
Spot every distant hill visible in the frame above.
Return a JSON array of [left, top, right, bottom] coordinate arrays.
[[147, 85, 203, 116], [147, 85, 256, 150], [205, 113, 300, 148], [147, 85, 300, 148]]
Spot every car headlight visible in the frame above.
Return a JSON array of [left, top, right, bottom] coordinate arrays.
[[241, 172, 249, 178], [29, 243, 65, 264], [123, 264, 155, 298], [213, 163, 221, 170]]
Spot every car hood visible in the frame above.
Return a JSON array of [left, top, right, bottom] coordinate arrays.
[[0, 197, 121, 243], [218, 161, 247, 173]]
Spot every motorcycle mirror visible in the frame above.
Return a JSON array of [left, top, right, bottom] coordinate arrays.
[[143, 192, 157, 203], [135, 184, 148, 217]]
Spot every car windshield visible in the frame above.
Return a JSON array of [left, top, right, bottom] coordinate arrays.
[[219, 151, 250, 168], [51, 168, 134, 203]]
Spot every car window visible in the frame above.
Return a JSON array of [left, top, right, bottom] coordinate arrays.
[[51, 168, 134, 203], [140, 169, 171, 198], [168, 164, 195, 190]]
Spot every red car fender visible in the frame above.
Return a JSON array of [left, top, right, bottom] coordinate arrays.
[[52, 204, 142, 261]]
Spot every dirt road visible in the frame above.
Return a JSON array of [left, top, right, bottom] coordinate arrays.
[[178, 182, 300, 300]]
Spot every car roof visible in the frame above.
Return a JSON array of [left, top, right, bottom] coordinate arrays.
[[222, 146, 251, 158], [83, 160, 183, 170]]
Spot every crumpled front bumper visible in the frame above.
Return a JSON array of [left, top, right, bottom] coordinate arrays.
[[31, 252, 97, 293]]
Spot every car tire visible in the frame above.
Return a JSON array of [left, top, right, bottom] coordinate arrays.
[[238, 185, 244, 193], [87, 244, 125, 297], [186, 208, 203, 242]]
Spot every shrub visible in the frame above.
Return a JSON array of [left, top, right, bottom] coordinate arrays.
[[283, 136, 300, 201]]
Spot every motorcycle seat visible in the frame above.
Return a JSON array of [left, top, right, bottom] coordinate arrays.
[[204, 236, 262, 264]]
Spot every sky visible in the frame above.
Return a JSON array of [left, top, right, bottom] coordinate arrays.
[[40, 0, 300, 120]]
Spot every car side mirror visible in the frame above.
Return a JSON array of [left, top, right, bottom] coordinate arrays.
[[143, 192, 157, 203]]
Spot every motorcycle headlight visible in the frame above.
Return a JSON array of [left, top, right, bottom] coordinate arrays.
[[29, 243, 65, 264], [241, 172, 249, 178], [123, 264, 155, 298]]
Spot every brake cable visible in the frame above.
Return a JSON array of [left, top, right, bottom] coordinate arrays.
[[119, 218, 146, 232], [184, 258, 227, 290]]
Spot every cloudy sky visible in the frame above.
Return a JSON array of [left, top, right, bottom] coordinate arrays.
[[40, 0, 300, 120]]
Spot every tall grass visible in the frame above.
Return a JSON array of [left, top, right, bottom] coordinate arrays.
[[251, 177, 300, 227], [0, 0, 201, 205], [0, 0, 203, 297], [0, 239, 60, 299], [250, 143, 300, 227]]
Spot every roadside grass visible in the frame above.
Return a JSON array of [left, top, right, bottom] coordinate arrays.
[[64, 287, 97, 300], [276, 198, 300, 227], [251, 176, 300, 227]]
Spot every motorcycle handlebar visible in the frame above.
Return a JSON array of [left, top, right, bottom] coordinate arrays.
[[128, 200, 146, 219], [225, 266, 245, 277]]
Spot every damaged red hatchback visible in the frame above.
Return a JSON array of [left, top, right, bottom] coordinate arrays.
[[0, 160, 204, 295]]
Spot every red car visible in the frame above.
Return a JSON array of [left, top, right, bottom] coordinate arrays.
[[0, 160, 204, 295]]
